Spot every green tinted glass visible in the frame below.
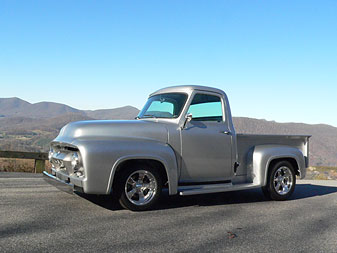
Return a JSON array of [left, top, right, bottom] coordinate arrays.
[[188, 94, 223, 122], [138, 93, 187, 119], [147, 101, 174, 117]]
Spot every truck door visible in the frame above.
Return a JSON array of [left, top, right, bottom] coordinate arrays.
[[180, 92, 233, 182]]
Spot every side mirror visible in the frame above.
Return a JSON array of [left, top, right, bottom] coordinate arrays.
[[182, 113, 192, 129]]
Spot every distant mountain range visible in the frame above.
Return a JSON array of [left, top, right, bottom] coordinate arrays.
[[0, 97, 139, 119], [0, 97, 336, 166]]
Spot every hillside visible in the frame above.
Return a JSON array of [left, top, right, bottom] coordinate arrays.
[[0, 97, 83, 118], [0, 98, 139, 120], [0, 97, 336, 166], [85, 106, 140, 120]]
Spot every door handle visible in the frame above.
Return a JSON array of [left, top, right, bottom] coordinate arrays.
[[220, 131, 232, 135]]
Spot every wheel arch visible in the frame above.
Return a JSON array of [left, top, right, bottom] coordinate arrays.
[[107, 155, 177, 195], [265, 157, 299, 184], [262, 155, 302, 186], [267, 157, 300, 175]]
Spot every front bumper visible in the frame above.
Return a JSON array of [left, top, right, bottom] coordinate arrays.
[[43, 168, 84, 193]]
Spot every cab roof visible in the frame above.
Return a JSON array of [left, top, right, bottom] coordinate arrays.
[[150, 85, 226, 97]]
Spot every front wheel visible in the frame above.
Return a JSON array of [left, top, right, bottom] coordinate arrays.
[[116, 164, 162, 211], [262, 161, 296, 201]]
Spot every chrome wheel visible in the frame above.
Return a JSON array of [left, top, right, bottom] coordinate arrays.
[[124, 170, 157, 206], [273, 166, 293, 195]]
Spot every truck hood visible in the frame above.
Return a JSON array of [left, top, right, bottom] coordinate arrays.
[[53, 120, 169, 144]]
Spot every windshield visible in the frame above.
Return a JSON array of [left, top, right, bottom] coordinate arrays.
[[138, 93, 188, 119]]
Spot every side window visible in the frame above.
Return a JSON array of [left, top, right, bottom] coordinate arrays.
[[188, 94, 223, 122]]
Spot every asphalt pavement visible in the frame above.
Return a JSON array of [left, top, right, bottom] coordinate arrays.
[[1, 172, 337, 252]]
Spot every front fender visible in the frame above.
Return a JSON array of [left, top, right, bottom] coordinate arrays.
[[107, 143, 178, 195], [252, 145, 306, 186], [73, 138, 178, 195]]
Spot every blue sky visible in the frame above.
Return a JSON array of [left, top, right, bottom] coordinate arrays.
[[1, 1, 337, 126]]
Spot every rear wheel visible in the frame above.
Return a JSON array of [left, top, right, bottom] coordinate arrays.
[[262, 161, 296, 201], [116, 164, 162, 211]]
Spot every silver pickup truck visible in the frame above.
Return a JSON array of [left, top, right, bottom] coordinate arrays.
[[44, 85, 310, 211]]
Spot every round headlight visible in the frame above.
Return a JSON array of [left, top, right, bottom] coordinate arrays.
[[71, 152, 79, 170], [48, 148, 54, 161]]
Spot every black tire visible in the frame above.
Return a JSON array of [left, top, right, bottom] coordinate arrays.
[[262, 160, 296, 201], [115, 164, 162, 211]]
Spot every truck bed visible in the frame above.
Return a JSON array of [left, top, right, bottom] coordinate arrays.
[[235, 134, 310, 181]]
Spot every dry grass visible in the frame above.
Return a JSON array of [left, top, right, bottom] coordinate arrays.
[[305, 166, 337, 180], [0, 158, 51, 173]]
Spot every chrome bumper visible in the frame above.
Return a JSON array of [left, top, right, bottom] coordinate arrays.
[[43, 169, 84, 193]]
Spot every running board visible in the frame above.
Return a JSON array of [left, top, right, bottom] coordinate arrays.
[[178, 183, 260, 196]]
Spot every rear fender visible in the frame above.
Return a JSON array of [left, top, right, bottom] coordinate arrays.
[[252, 145, 306, 186]]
